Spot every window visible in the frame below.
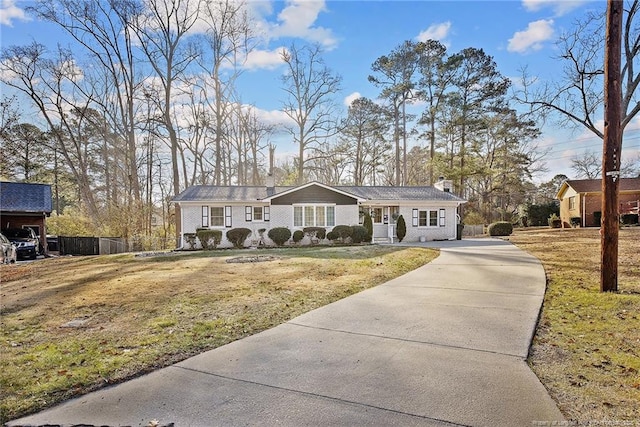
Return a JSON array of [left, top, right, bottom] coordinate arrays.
[[210, 207, 224, 227], [294, 205, 335, 227], [417, 209, 439, 227], [253, 207, 263, 221], [569, 196, 576, 210], [246, 206, 266, 222], [372, 207, 383, 224]]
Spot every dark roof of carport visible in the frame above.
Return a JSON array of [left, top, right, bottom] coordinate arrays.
[[0, 182, 53, 213]]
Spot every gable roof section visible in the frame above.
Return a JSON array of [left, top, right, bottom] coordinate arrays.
[[262, 181, 364, 203], [0, 182, 53, 213], [557, 177, 640, 199]]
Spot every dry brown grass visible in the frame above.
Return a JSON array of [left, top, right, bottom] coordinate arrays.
[[509, 227, 640, 422], [0, 245, 437, 422]]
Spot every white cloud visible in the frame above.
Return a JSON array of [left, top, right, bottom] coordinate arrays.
[[344, 92, 361, 107], [508, 19, 554, 53], [0, 0, 29, 26], [243, 47, 286, 71], [522, 0, 587, 17], [267, 0, 338, 50], [416, 21, 452, 45]]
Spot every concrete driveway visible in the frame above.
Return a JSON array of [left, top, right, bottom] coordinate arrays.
[[9, 238, 564, 427]]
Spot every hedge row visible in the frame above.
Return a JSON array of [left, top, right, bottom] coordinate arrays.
[[186, 225, 373, 249]]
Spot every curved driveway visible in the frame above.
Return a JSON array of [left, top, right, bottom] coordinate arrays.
[[10, 238, 565, 427]]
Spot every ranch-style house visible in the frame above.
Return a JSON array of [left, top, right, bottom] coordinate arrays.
[[172, 180, 466, 248]]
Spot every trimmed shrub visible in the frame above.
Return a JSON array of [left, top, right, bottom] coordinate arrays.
[[303, 226, 326, 242], [351, 225, 370, 244], [226, 228, 252, 249], [570, 217, 581, 227], [331, 225, 353, 241], [268, 227, 291, 246], [326, 230, 338, 241], [363, 212, 373, 239], [293, 230, 304, 243], [488, 221, 513, 236], [396, 215, 406, 242], [196, 228, 223, 250], [183, 233, 197, 249]]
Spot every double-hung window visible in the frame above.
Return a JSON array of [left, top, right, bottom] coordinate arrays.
[[294, 205, 335, 227], [210, 207, 225, 227], [416, 209, 439, 227]]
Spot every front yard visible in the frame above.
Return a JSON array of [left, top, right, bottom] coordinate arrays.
[[509, 227, 640, 422], [0, 245, 437, 422]]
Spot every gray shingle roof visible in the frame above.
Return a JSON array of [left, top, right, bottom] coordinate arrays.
[[0, 182, 53, 213], [336, 186, 465, 201], [172, 184, 465, 203]]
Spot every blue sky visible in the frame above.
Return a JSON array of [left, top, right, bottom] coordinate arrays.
[[2, 0, 639, 182]]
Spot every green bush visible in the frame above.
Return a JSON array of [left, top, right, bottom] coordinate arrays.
[[268, 227, 292, 246], [548, 213, 562, 228], [487, 221, 513, 236], [396, 215, 406, 242], [226, 228, 252, 248], [331, 225, 353, 241], [351, 225, 370, 243], [326, 230, 338, 241], [363, 212, 373, 239], [293, 230, 304, 243], [196, 228, 223, 250], [526, 202, 560, 227], [303, 226, 326, 241]]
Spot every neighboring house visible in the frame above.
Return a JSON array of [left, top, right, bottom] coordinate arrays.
[[0, 181, 53, 254], [172, 180, 466, 248], [556, 178, 640, 227]]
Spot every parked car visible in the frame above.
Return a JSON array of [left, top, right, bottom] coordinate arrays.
[[3, 227, 40, 260], [0, 232, 17, 264]]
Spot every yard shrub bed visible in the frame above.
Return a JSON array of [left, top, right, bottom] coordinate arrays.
[[0, 246, 437, 422]]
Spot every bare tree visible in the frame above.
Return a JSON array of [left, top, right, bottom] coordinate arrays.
[[198, 0, 254, 185], [571, 151, 601, 178], [29, 0, 144, 206], [516, 1, 640, 142], [132, 0, 201, 196], [1, 43, 101, 218], [280, 43, 342, 184]]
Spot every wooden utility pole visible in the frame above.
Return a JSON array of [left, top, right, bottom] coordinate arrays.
[[601, 0, 623, 292]]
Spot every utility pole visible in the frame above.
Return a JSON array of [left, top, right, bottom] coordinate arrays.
[[601, 0, 623, 292]]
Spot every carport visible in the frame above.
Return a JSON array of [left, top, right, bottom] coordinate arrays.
[[0, 181, 53, 256]]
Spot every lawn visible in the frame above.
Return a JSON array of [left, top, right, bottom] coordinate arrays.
[[0, 245, 437, 422], [509, 227, 640, 422]]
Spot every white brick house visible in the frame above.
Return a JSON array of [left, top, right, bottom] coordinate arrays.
[[172, 181, 466, 248]]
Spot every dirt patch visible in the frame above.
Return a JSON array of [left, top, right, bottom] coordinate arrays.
[[226, 255, 281, 263]]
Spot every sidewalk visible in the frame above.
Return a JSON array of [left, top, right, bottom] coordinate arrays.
[[9, 238, 565, 427]]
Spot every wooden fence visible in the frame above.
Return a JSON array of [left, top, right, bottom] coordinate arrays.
[[59, 237, 127, 256]]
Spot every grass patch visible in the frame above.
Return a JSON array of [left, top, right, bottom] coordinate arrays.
[[509, 227, 640, 422], [0, 245, 437, 422]]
